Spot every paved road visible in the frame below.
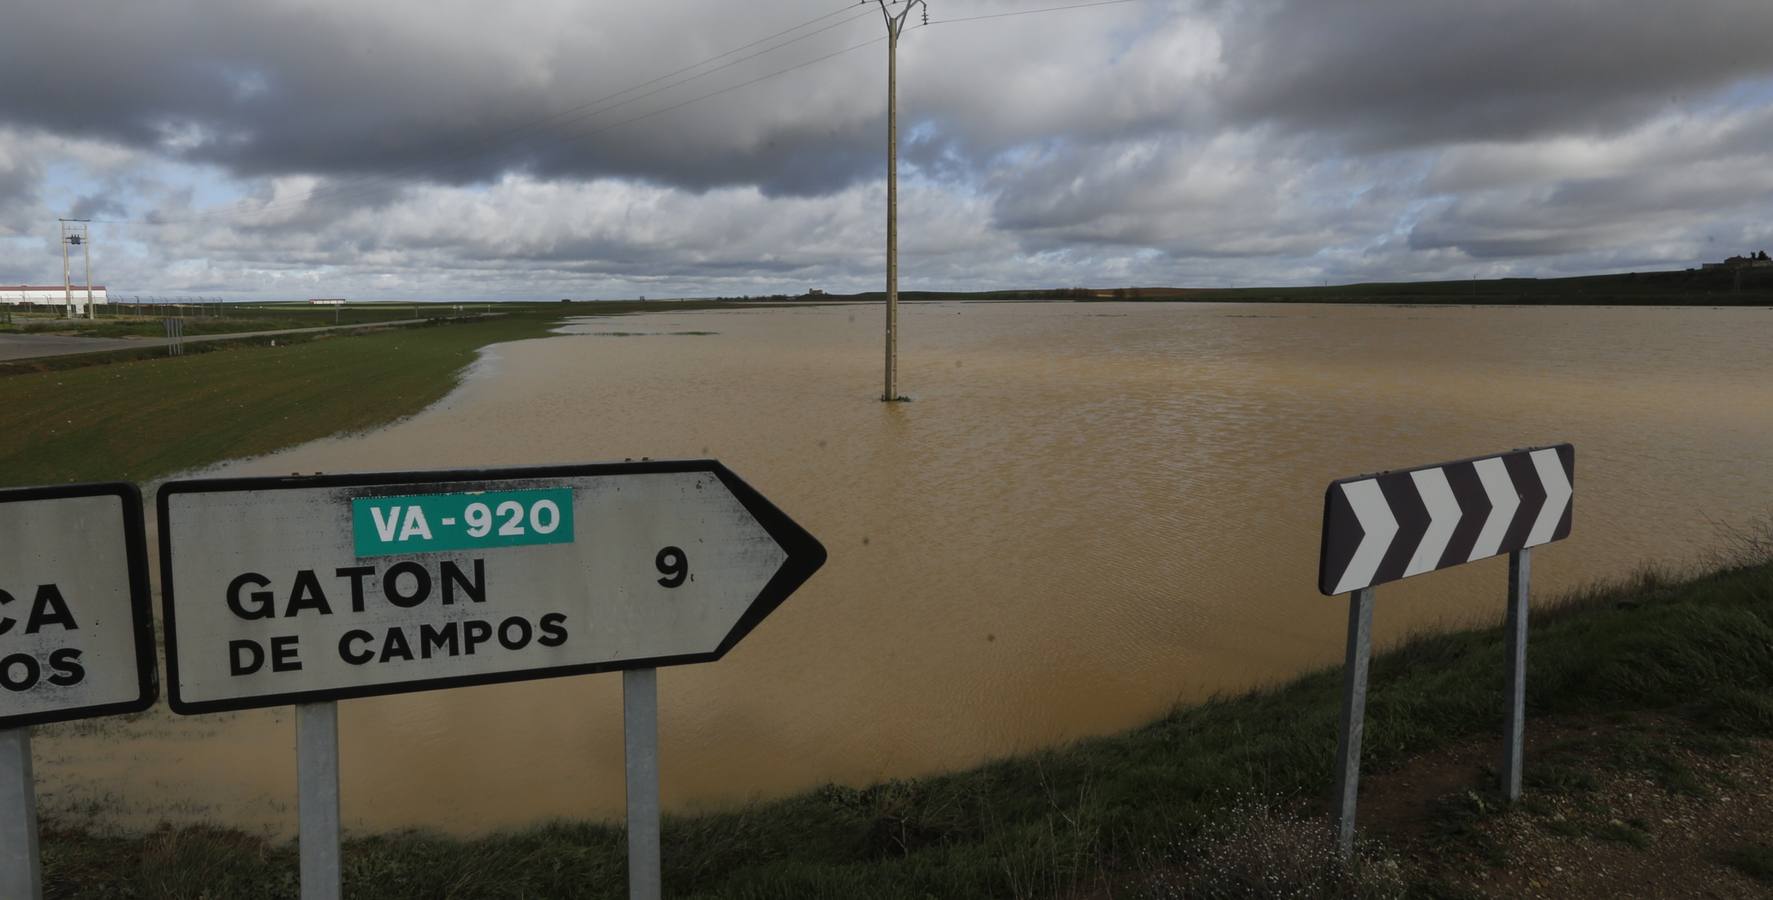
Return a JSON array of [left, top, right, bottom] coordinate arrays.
[[0, 317, 448, 362], [0, 333, 139, 361]]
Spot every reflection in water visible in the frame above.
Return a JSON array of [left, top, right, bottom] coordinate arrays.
[[32, 301, 1773, 836]]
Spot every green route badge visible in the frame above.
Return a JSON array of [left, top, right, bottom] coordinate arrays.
[[351, 487, 574, 557]]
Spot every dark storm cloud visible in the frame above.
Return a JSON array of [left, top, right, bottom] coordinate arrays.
[[0, 155, 36, 208], [1219, 0, 1773, 148], [1410, 164, 1773, 260], [0, 0, 893, 196], [68, 193, 127, 221], [3, 0, 1773, 296], [6, 0, 1769, 201]]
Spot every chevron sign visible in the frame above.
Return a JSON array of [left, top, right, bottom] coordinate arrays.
[[1318, 445, 1575, 596]]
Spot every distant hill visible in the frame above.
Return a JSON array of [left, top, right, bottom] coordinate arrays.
[[716, 267, 1773, 306]]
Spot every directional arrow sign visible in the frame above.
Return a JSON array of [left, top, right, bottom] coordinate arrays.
[[0, 483, 157, 729], [157, 461, 825, 714], [1318, 445, 1574, 596]]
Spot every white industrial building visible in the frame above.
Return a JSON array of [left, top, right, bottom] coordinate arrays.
[[0, 285, 109, 310]]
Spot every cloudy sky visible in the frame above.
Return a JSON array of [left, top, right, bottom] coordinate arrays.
[[2, 0, 1771, 300]]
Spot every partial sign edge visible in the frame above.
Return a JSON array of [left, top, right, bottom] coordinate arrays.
[[0, 481, 158, 730]]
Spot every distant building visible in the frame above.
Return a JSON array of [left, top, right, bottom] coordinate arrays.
[[307, 298, 348, 305], [0, 284, 109, 309], [1701, 251, 1772, 270], [807, 288, 826, 296]]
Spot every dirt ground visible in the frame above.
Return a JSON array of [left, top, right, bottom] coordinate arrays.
[[1361, 713, 1773, 898]]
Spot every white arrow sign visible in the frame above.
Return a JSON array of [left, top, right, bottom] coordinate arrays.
[[1330, 479, 1397, 595], [1469, 456, 1519, 563], [1403, 467, 1458, 579], [157, 461, 825, 714], [1526, 448, 1573, 548]]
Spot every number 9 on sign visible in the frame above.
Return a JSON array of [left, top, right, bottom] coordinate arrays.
[[656, 546, 688, 588]]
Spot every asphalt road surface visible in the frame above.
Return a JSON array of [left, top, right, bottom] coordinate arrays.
[[0, 318, 439, 362], [0, 333, 138, 361]]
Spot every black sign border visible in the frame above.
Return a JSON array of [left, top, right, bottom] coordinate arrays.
[[157, 459, 826, 716], [1316, 444, 1575, 596], [0, 481, 159, 730]]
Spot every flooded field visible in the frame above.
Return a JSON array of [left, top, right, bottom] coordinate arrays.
[[32, 301, 1773, 836]]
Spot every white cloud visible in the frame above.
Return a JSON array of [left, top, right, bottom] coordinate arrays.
[[0, 1, 1770, 296]]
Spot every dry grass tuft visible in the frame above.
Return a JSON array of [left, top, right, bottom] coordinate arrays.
[[1138, 797, 1408, 899]]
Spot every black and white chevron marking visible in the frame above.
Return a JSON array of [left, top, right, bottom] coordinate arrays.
[[1318, 444, 1574, 596]]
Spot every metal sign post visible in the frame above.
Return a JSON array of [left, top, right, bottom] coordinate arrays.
[[298, 701, 342, 900], [156, 460, 824, 898], [1331, 586, 1374, 853], [1318, 445, 1573, 854], [0, 482, 158, 892], [1501, 548, 1530, 801], [624, 668, 661, 900], [1, 727, 42, 900]]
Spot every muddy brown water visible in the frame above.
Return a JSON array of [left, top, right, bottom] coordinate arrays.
[[30, 301, 1773, 836]]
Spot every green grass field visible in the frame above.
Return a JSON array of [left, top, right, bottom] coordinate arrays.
[[0, 313, 561, 486], [0, 303, 469, 338], [0, 300, 815, 487]]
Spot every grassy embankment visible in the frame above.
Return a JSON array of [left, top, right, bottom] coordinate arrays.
[[0, 314, 553, 486], [0, 299, 821, 486], [0, 303, 448, 339], [35, 553, 1773, 898]]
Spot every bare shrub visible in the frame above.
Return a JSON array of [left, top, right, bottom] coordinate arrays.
[[1138, 797, 1407, 899], [1707, 512, 1773, 571]]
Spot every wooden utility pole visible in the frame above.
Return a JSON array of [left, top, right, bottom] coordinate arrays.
[[61, 232, 71, 319], [876, 0, 926, 402], [83, 228, 93, 319], [58, 219, 88, 320]]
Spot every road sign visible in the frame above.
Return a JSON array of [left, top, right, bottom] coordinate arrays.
[[2, 482, 157, 900], [1318, 444, 1574, 596], [157, 460, 826, 714], [352, 487, 574, 556], [1316, 444, 1575, 855], [0, 482, 156, 730]]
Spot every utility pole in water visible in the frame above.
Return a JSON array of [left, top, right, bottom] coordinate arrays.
[[875, 0, 926, 402]]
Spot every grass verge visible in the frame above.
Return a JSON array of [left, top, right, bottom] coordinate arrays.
[[0, 314, 561, 486], [0, 298, 822, 487], [0, 306, 437, 338], [1721, 843, 1773, 884], [35, 558, 1773, 898]]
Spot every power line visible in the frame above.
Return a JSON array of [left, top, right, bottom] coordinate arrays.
[[101, 0, 1154, 229], [297, 28, 889, 216], [540, 35, 886, 154], [926, 0, 1146, 26]]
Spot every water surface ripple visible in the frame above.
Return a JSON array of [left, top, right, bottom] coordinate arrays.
[[33, 301, 1773, 835]]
